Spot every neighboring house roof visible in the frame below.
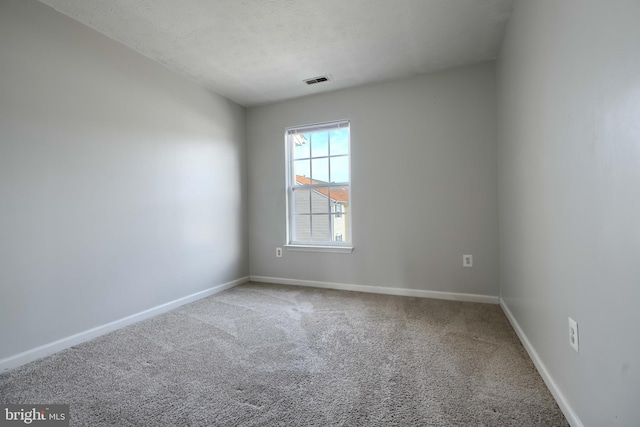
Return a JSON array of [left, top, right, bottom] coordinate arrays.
[[295, 175, 349, 203]]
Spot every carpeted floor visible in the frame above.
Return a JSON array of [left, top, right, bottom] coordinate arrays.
[[0, 282, 568, 426]]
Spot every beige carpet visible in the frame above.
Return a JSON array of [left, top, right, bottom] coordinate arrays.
[[0, 282, 568, 426]]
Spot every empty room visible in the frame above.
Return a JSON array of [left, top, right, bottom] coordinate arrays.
[[1, 0, 638, 425]]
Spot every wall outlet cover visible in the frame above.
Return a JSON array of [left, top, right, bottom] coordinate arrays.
[[463, 255, 473, 267], [568, 317, 579, 353]]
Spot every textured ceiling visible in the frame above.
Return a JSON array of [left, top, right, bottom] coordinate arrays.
[[38, 0, 513, 107]]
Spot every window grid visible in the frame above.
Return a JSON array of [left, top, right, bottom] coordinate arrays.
[[286, 120, 351, 246]]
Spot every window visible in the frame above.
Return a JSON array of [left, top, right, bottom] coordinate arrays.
[[286, 120, 351, 248]]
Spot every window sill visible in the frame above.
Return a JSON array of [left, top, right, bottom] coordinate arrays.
[[284, 245, 354, 254]]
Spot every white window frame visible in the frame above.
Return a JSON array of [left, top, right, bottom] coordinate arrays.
[[284, 120, 353, 253]]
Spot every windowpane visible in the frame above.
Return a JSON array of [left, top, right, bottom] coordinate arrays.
[[332, 213, 349, 242], [311, 188, 330, 213], [310, 132, 329, 157], [330, 156, 349, 183], [329, 187, 349, 210], [329, 129, 349, 156], [311, 158, 328, 182], [292, 189, 310, 214], [293, 215, 310, 241], [293, 160, 310, 184], [292, 134, 310, 159], [311, 214, 331, 241], [286, 120, 350, 246]]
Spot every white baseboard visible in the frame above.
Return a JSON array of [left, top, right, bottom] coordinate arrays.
[[500, 300, 583, 427], [0, 276, 249, 373], [250, 275, 499, 304]]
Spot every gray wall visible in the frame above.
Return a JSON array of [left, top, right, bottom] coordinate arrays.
[[248, 62, 499, 296], [498, 0, 640, 425], [0, 0, 248, 360]]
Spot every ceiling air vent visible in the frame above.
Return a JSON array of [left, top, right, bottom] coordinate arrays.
[[304, 76, 330, 85]]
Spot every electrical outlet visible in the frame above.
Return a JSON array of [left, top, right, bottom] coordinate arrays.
[[463, 255, 473, 267], [568, 317, 579, 352], [276, 247, 283, 258]]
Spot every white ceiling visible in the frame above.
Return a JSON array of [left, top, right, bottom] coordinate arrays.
[[39, 0, 514, 107]]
